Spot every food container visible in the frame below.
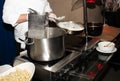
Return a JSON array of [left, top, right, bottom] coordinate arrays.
[[98, 41, 115, 52], [0, 62, 35, 81], [0, 65, 12, 74], [57, 21, 84, 35], [96, 41, 117, 61], [27, 27, 66, 61]]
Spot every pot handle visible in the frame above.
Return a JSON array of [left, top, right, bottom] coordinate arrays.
[[25, 38, 34, 45], [28, 8, 37, 14]]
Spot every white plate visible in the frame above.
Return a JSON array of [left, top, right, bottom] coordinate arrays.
[[96, 47, 117, 53], [0, 65, 12, 74], [0, 62, 35, 81], [58, 21, 84, 31]]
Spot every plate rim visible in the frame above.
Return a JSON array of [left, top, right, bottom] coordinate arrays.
[[57, 21, 84, 31]]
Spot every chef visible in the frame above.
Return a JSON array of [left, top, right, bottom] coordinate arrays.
[[2, 0, 57, 56]]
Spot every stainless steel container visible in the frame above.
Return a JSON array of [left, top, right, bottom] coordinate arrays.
[[27, 27, 66, 61], [28, 9, 48, 39]]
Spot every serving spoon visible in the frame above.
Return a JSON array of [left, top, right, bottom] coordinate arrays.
[[104, 42, 114, 47], [104, 38, 117, 47]]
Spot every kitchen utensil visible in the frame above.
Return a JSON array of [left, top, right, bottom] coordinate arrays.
[[87, 22, 103, 36], [28, 9, 48, 39], [104, 42, 115, 47], [96, 47, 117, 54], [98, 41, 115, 52], [57, 21, 84, 35], [27, 27, 66, 61]]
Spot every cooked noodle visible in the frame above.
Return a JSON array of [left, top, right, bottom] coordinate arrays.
[[0, 68, 31, 81]]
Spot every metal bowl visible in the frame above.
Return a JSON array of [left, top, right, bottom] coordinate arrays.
[[57, 21, 84, 35]]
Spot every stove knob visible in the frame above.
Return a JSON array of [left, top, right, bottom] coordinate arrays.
[[97, 63, 103, 70], [88, 71, 96, 78]]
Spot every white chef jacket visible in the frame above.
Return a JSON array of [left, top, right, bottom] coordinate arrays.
[[2, 0, 52, 49]]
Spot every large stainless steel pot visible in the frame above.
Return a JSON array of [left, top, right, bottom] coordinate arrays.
[[27, 27, 66, 61]]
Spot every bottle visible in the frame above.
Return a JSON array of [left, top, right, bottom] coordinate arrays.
[[87, 22, 103, 36], [87, 3, 104, 36]]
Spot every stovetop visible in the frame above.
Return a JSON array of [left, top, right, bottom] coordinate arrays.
[[14, 35, 100, 71], [13, 35, 102, 81], [64, 35, 93, 51], [13, 33, 120, 81]]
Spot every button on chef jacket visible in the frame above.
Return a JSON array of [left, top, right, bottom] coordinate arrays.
[[2, 0, 52, 49]]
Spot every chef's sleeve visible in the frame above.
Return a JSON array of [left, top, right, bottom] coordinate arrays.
[[45, 2, 53, 13], [2, 4, 20, 27]]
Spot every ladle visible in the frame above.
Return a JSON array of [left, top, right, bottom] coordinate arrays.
[[104, 42, 114, 47], [104, 39, 116, 47]]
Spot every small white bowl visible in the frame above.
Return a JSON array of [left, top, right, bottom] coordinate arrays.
[[98, 41, 115, 52]]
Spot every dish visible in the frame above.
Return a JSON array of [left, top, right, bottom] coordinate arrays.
[[0, 62, 35, 81], [58, 21, 84, 31], [98, 41, 115, 52], [96, 47, 117, 53], [0, 65, 12, 74]]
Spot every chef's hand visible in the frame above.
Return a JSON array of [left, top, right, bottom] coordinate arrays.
[[48, 12, 57, 22]]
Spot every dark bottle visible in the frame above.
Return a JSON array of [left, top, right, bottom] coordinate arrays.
[[87, 5, 104, 36], [87, 22, 103, 36]]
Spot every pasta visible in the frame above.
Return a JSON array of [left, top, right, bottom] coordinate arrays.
[[0, 68, 31, 81]]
